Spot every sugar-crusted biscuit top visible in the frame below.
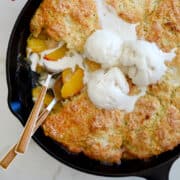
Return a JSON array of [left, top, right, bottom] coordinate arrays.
[[30, 0, 99, 52]]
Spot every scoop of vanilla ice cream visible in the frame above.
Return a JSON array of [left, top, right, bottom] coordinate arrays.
[[87, 67, 144, 112], [119, 40, 175, 86], [84, 30, 122, 68]]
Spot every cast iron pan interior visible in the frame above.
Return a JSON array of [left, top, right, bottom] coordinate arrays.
[[6, 0, 180, 179]]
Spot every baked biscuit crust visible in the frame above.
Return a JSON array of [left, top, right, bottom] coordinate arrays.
[[43, 92, 125, 163], [30, 0, 99, 51], [136, 0, 180, 52], [106, 0, 159, 23]]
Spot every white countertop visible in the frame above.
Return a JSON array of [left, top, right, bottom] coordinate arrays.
[[0, 1, 179, 180]]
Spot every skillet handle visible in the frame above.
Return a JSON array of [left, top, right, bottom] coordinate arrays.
[[141, 159, 175, 180]]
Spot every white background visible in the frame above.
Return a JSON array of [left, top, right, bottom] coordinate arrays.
[[0, 0, 179, 180]]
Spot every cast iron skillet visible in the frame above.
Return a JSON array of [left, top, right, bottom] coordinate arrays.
[[6, 0, 180, 179]]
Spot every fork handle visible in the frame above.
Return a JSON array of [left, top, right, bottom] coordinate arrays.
[[0, 109, 50, 169], [0, 145, 16, 170], [15, 85, 48, 154]]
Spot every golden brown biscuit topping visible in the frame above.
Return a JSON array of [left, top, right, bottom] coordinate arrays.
[[136, 0, 180, 51], [30, 0, 99, 51]]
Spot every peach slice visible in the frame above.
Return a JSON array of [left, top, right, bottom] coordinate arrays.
[[44, 45, 68, 61], [62, 68, 73, 84], [61, 67, 84, 98], [85, 59, 101, 71], [27, 37, 48, 53]]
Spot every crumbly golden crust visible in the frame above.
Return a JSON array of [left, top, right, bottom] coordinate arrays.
[[30, 0, 99, 52], [43, 92, 125, 163], [136, 0, 180, 52], [36, 0, 180, 163], [106, 0, 159, 23], [123, 95, 180, 159]]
